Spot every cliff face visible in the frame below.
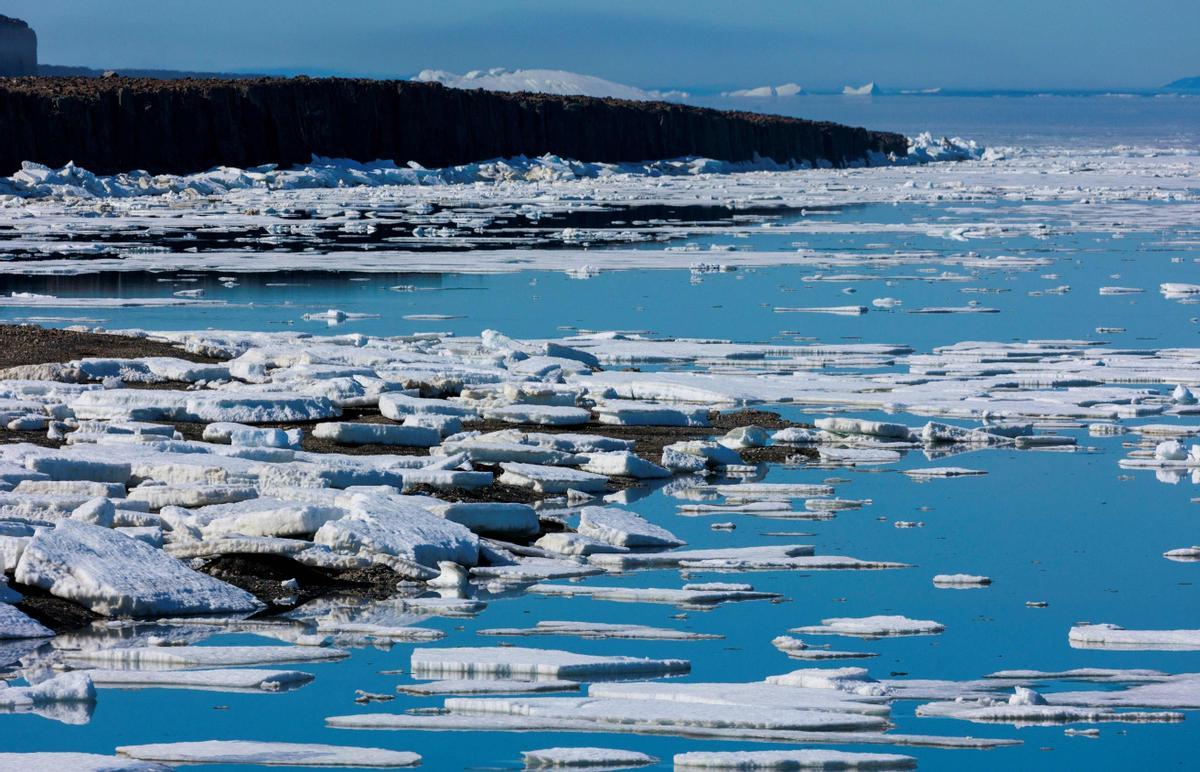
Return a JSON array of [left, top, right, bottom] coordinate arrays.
[[0, 76, 908, 175], [0, 16, 36, 77]]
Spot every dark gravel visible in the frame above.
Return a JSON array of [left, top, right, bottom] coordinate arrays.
[[0, 324, 216, 369]]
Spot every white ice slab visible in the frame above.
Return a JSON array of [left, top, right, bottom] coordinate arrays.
[[499, 463, 610, 493], [478, 621, 721, 641], [1069, 623, 1200, 651], [0, 601, 53, 639], [576, 506, 684, 548], [522, 747, 657, 768], [14, 519, 263, 617], [85, 668, 314, 692], [64, 645, 348, 670], [410, 646, 690, 680], [0, 753, 168, 772], [790, 616, 945, 638], [674, 749, 916, 770], [116, 741, 420, 767]]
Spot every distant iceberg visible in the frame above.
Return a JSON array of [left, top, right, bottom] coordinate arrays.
[[843, 82, 880, 96], [413, 68, 688, 101], [723, 83, 803, 98]]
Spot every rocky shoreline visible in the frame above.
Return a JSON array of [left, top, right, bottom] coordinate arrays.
[[0, 324, 808, 633], [0, 76, 907, 175]]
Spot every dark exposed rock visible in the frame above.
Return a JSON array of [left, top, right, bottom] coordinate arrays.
[[0, 76, 908, 175], [0, 16, 35, 77]]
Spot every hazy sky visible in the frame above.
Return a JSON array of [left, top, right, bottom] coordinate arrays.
[[8, 0, 1197, 90]]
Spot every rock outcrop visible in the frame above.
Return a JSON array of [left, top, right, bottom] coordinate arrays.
[[0, 16, 35, 76], [0, 76, 907, 175]]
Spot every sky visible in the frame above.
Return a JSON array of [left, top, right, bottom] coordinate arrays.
[[7, 0, 1197, 91]]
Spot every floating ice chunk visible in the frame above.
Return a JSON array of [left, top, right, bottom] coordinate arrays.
[[577, 506, 684, 548], [1069, 623, 1200, 651], [470, 558, 605, 583], [662, 441, 742, 472], [817, 447, 901, 465], [0, 671, 95, 709], [447, 694, 885, 732], [115, 741, 420, 767], [678, 555, 907, 572], [814, 418, 911, 440], [14, 519, 263, 616], [774, 306, 868, 315], [904, 467, 986, 478], [522, 747, 657, 768], [791, 616, 944, 638], [915, 698, 1182, 725], [0, 753, 168, 771], [1160, 283, 1200, 295], [761, 667, 885, 696], [86, 668, 314, 692], [1154, 440, 1188, 461], [580, 451, 671, 479], [1163, 546, 1200, 562], [535, 532, 628, 556], [719, 426, 770, 450], [397, 679, 581, 695], [499, 462, 610, 493], [920, 422, 1013, 445], [694, 483, 835, 500], [932, 574, 991, 587], [587, 679, 887, 716], [530, 582, 780, 607], [0, 601, 53, 639], [674, 749, 916, 770], [588, 545, 812, 571], [594, 401, 709, 427], [1014, 434, 1076, 448], [771, 637, 876, 660], [410, 646, 689, 680], [312, 422, 440, 447], [1171, 384, 1197, 405], [313, 621, 444, 641], [64, 645, 348, 669], [479, 621, 721, 641], [677, 501, 794, 516]]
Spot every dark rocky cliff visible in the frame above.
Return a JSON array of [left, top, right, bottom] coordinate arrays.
[[0, 16, 36, 77], [0, 76, 908, 175]]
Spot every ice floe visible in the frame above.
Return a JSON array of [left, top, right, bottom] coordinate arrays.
[[115, 741, 420, 767], [409, 646, 690, 680]]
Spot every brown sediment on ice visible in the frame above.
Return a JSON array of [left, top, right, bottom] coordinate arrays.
[[0, 324, 213, 370]]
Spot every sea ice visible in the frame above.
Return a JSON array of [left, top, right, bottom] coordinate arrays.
[[790, 616, 945, 638], [115, 741, 421, 767], [14, 519, 263, 616], [409, 646, 690, 680]]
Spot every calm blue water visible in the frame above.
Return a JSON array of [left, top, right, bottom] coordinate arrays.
[[4, 95, 1200, 770]]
